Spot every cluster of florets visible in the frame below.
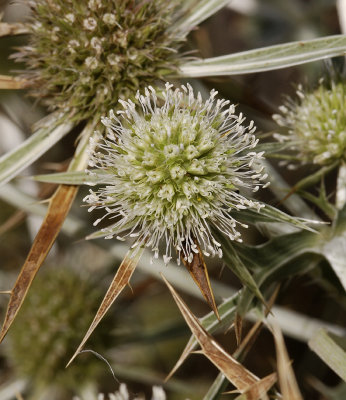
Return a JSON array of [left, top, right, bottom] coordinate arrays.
[[84, 83, 269, 264], [6, 268, 111, 392], [273, 81, 346, 165], [16, 0, 184, 121]]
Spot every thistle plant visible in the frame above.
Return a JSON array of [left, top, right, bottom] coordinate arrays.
[[84, 83, 269, 264], [273, 80, 346, 166], [1, 2, 346, 398]]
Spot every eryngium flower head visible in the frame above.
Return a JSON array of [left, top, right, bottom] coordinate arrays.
[[6, 268, 111, 393], [15, 0, 184, 122], [273, 81, 346, 165], [84, 83, 269, 264]]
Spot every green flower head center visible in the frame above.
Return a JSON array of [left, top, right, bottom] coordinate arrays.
[[116, 109, 227, 220]]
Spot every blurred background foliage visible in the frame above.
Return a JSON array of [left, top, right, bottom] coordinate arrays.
[[0, 0, 345, 399]]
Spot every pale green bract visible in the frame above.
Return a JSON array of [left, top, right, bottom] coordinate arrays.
[[273, 81, 346, 165], [84, 83, 269, 264]]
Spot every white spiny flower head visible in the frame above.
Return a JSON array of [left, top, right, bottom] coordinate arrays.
[[84, 83, 269, 264], [273, 80, 346, 165]]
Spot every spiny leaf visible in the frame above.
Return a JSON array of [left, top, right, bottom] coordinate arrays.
[[0, 184, 78, 343], [232, 373, 277, 400], [166, 291, 240, 381], [67, 246, 144, 367], [308, 329, 346, 381], [272, 323, 303, 400], [180, 241, 220, 319], [163, 275, 259, 392], [0, 75, 28, 89], [0, 123, 95, 343], [179, 35, 346, 77]]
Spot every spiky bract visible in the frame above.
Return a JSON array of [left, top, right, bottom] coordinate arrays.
[[84, 83, 268, 264], [16, 0, 184, 122], [273, 81, 346, 165], [6, 268, 111, 394]]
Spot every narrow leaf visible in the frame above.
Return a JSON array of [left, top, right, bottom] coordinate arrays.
[[170, 0, 231, 35], [0, 22, 29, 37], [34, 170, 103, 185], [0, 115, 73, 187], [214, 231, 266, 307], [231, 203, 319, 232], [163, 275, 258, 392], [308, 329, 346, 381], [202, 372, 228, 400], [0, 75, 28, 89], [179, 35, 346, 77], [67, 246, 144, 367], [180, 241, 220, 319], [272, 323, 303, 400], [166, 292, 240, 380], [0, 184, 78, 343]]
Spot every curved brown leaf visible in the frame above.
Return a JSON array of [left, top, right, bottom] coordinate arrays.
[[0, 122, 95, 343], [0, 184, 78, 343], [163, 275, 258, 392], [66, 246, 144, 367], [232, 372, 277, 400]]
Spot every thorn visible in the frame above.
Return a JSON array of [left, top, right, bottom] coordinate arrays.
[[0, 290, 11, 294]]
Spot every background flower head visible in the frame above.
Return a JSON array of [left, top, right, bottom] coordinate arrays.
[[84, 83, 269, 264], [273, 80, 346, 166], [5, 267, 113, 397], [14, 0, 186, 123]]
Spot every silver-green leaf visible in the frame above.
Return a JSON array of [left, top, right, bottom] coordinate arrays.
[[179, 35, 346, 77]]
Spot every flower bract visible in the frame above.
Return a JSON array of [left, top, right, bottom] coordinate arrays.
[[84, 83, 269, 264]]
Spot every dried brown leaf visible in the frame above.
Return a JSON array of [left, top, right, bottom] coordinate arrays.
[[0, 75, 28, 89], [66, 246, 144, 367], [232, 372, 277, 400], [163, 275, 259, 393], [180, 240, 220, 319], [0, 184, 78, 343], [272, 323, 303, 400]]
